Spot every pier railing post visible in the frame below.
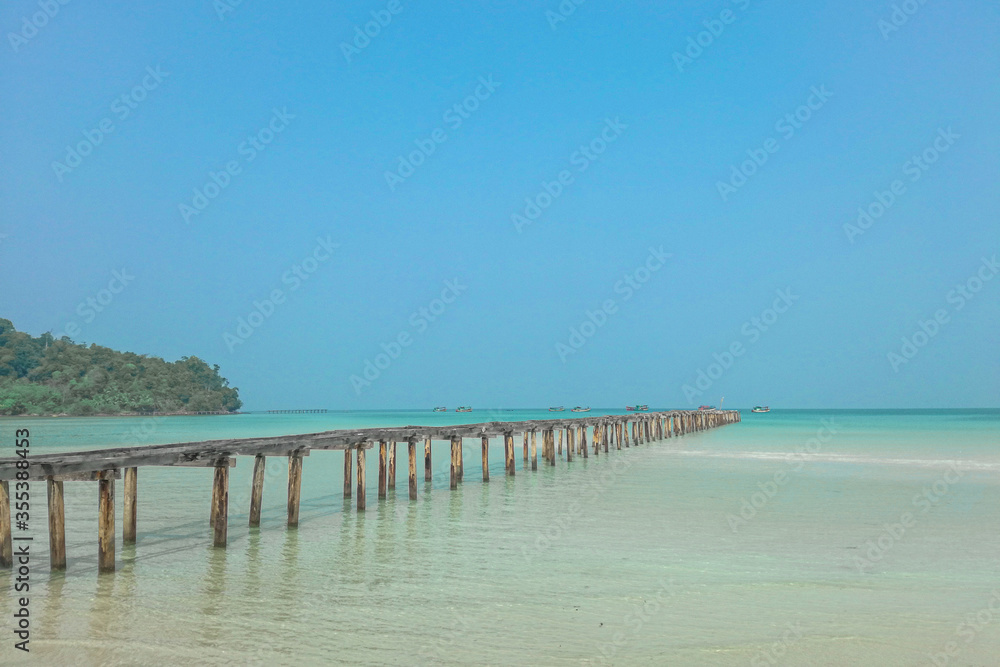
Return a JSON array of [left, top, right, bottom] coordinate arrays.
[[212, 460, 229, 547], [0, 481, 10, 569], [357, 446, 367, 511], [123, 467, 137, 545], [250, 454, 266, 526], [47, 478, 66, 570], [287, 451, 303, 527], [408, 440, 418, 500], [98, 470, 115, 573]]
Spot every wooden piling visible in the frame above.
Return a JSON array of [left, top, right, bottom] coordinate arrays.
[[603, 424, 609, 453], [593, 425, 600, 456], [558, 429, 563, 456], [581, 427, 588, 459], [287, 451, 303, 527], [0, 481, 10, 569], [481, 436, 490, 482], [530, 431, 538, 471], [212, 461, 229, 547], [566, 428, 574, 462], [123, 467, 137, 545], [457, 438, 464, 482], [343, 449, 352, 499], [408, 440, 417, 500], [424, 437, 432, 482], [98, 472, 115, 573], [250, 454, 266, 526], [378, 440, 388, 499], [387, 440, 396, 491], [47, 478, 66, 570], [450, 437, 460, 490], [523, 432, 529, 465], [357, 446, 367, 511], [504, 433, 515, 475]]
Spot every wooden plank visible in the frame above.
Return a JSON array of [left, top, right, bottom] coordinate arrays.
[[123, 467, 137, 545], [47, 479, 66, 570], [408, 440, 417, 500], [250, 454, 265, 527], [0, 481, 10, 568], [287, 451, 303, 527], [356, 446, 366, 512], [98, 474, 115, 573], [212, 462, 229, 547]]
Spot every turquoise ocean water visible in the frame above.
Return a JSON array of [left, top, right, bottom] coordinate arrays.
[[1, 409, 998, 665]]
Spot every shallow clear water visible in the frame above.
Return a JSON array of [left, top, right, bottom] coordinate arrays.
[[1, 409, 998, 665]]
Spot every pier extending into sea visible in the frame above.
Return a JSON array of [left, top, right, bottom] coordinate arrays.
[[0, 409, 739, 574]]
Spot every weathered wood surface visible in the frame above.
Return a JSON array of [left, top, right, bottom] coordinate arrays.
[[212, 462, 229, 547], [250, 454, 266, 526], [0, 481, 10, 568], [287, 451, 303, 527], [98, 475, 115, 573], [0, 411, 739, 481], [356, 447, 366, 511], [47, 479, 66, 570], [123, 467, 137, 545], [408, 440, 417, 500]]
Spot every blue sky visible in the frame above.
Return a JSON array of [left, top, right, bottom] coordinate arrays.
[[1, 0, 997, 409]]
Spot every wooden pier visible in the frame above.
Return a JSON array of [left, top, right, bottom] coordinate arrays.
[[0, 409, 740, 574]]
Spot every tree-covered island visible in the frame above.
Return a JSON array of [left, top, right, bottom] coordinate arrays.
[[0, 318, 242, 416]]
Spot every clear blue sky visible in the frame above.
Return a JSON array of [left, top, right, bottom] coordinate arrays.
[[1, 0, 997, 409]]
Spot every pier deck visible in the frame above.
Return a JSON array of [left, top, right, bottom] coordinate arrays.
[[0, 409, 740, 573]]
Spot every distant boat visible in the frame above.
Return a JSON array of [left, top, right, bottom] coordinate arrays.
[[571, 406, 590, 412], [455, 406, 472, 413], [626, 405, 648, 412], [698, 405, 715, 411], [433, 407, 447, 412], [751, 406, 770, 413], [548, 406, 565, 412]]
